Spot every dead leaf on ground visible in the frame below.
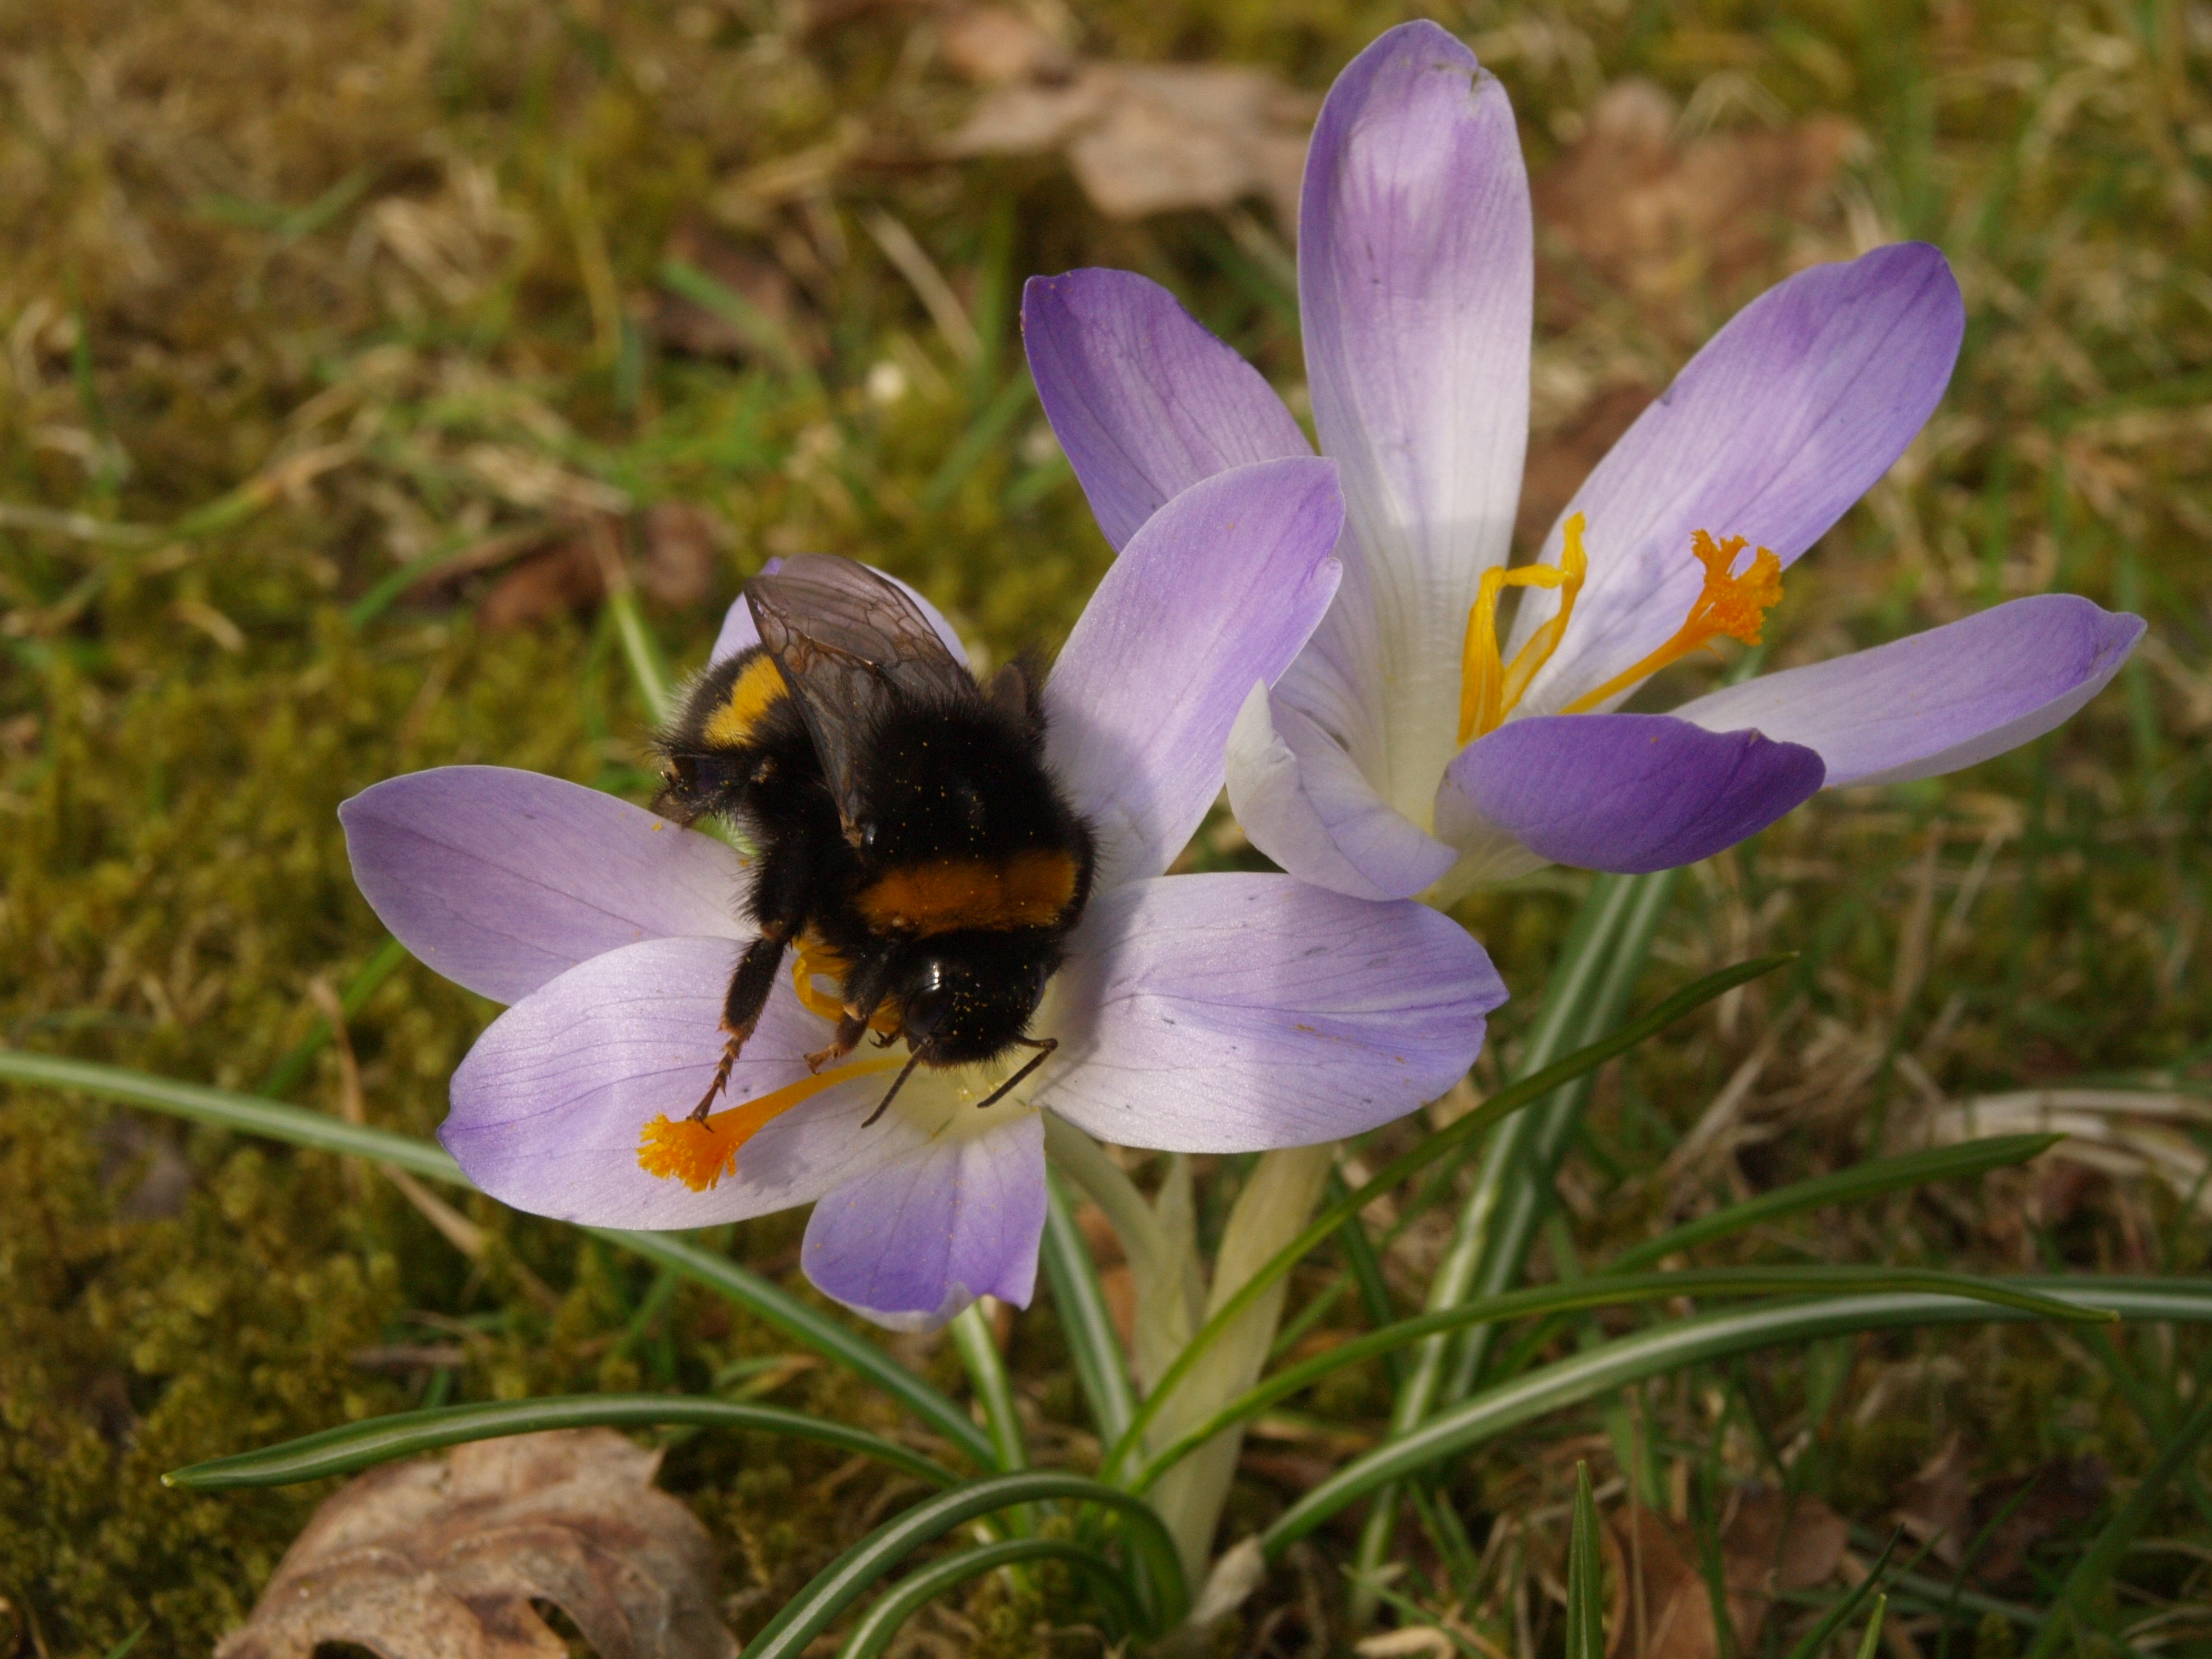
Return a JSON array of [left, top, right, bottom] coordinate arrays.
[[218, 1428, 736, 1659], [939, 8, 1315, 226], [477, 535, 605, 631], [1606, 1487, 1847, 1659], [653, 220, 825, 366], [1895, 1436, 2106, 1586], [638, 502, 725, 608], [1532, 81, 1860, 337]]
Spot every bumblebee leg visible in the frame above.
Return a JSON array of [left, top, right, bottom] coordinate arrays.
[[690, 931, 789, 1121], [806, 951, 895, 1073]]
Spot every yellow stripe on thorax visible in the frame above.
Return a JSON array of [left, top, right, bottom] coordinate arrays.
[[702, 653, 787, 748], [857, 850, 1078, 936]]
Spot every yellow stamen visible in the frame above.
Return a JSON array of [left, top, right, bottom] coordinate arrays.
[[637, 1054, 905, 1191], [1458, 513, 1590, 744], [1560, 529, 1783, 715], [790, 936, 901, 1034]]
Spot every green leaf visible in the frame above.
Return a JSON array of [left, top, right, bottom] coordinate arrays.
[[834, 1540, 1143, 1658], [1096, 952, 1791, 1483], [1131, 1266, 2108, 1492], [1566, 1461, 1604, 1659], [1041, 1173, 1136, 1446], [1261, 1279, 2212, 1557], [949, 1301, 1028, 1478], [164, 1395, 959, 1491], [740, 1472, 1188, 1658], [99, 1621, 150, 1659], [0, 1049, 996, 1472]]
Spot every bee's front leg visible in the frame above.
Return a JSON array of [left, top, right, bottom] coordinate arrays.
[[691, 928, 792, 1121]]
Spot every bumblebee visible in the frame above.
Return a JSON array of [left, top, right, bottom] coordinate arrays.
[[652, 555, 1094, 1125]]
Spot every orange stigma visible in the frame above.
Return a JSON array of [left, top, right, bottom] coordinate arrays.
[[637, 1054, 903, 1191], [1560, 529, 1782, 714], [1458, 512, 1590, 743]]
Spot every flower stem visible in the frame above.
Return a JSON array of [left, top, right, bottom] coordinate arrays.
[[1146, 1141, 1335, 1582]]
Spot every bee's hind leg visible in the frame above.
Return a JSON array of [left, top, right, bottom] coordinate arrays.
[[691, 930, 790, 1121]]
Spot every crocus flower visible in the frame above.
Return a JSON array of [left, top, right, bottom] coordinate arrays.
[[1022, 21, 2143, 901], [340, 457, 1504, 1329]]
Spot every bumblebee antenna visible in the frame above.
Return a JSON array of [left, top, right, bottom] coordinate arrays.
[[862, 1047, 928, 1128], [975, 1037, 1056, 1111]]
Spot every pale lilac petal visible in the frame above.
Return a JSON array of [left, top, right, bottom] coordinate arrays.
[[802, 1114, 1045, 1330], [442, 937, 921, 1228], [706, 559, 970, 669], [1439, 714, 1825, 874], [341, 768, 746, 1004], [1022, 269, 1310, 551], [1510, 244, 1966, 713], [1032, 873, 1501, 1150], [1044, 458, 1344, 888], [1673, 595, 2145, 788], [1300, 20, 1533, 814], [1224, 683, 1456, 900]]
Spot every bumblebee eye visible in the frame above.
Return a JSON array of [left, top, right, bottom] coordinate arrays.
[[669, 755, 698, 788], [903, 985, 950, 1043]]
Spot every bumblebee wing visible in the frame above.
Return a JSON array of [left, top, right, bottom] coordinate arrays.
[[745, 555, 974, 837]]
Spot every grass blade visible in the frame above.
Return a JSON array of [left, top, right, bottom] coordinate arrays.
[[1260, 1280, 2212, 1557], [1852, 1595, 1888, 1659], [1096, 952, 1791, 1483], [835, 1540, 1143, 1658], [0, 1048, 996, 1471], [1566, 1461, 1604, 1659], [1604, 1136, 2062, 1275], [1041, 1173, 1136, 1446], [164, 1395, 959, 1491], [740, 1471, 1188, 1658], [950, 1301, 1028, 1476], [1782, 1530, 1901, 1659], [1131, 1267, 2111, 1493], [2024, 1382, 2212, 1658]]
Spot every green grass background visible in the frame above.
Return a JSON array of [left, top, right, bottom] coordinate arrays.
[[1, 0, 2208, 1653]]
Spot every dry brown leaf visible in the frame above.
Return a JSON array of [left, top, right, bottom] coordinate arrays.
[[654, 220, 823, 366], [1533, 80, 1858, 335], [1606, 1487, 1846, 1659], [1894, 1438, 2106, 1586], [938, 5, 1074, 87], [940, 27, 1314, 226], [638, 502, 724, 608], [477, 537, 605, 631], [217, 1429, 736, 1659]]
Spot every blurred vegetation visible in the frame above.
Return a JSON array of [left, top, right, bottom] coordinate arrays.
[[1, 0, 2208, 1654]]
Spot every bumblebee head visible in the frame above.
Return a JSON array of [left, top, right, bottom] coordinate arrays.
[[895, 939, 1056, 1067], [652, 752, 745, 827]]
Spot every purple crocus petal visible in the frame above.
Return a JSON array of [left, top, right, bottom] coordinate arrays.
[[443, 937, 923, 1228], [1509, 244, 1966, 714], [802, 1113, 1045, 1331], [1300, 20, 1533, 811], [706, 559, 970, 669], [1224, 683, 1456, 900], [1022, 269, 1310, 552], [341, 767, 746, 1004], [1672, 595, 2145, 788], [1045, 458, 1344, 888], [1032, 873, 1502, 1151], [1439, 714, 1826, 874]]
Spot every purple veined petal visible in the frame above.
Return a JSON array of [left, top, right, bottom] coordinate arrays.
[[341, 767, 747, 1004], [1301, 19, 1533, 813], [802, 1111, 1045, 1331], [1672, 595, 2145, 788], [1439, 714, 1826, 874], [1044, 457, 1345, 889], [1031, 872, 1503, 1151], [706, 558, 970, 669], [1022, 268, 1310, 552], [1509, 244, 1966, 714], [443, 937, 924, 1229], [1224, 682, 1457, 901]]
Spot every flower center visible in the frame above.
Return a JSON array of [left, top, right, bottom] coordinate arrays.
[[637, 1054, 904, 1191], [1457, 518, 1782, 742]]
